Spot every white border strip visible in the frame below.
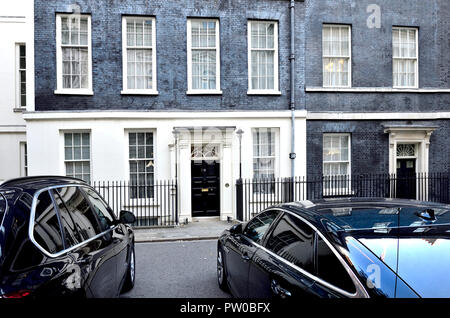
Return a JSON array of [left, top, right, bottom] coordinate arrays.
[[306, 87, 450, 93], [23, 110, 307, 121], [308, 112, 450, 120]]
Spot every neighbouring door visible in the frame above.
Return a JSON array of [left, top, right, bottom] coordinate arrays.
[[191, 160, 220, 216], [396, 159, 416, 199]]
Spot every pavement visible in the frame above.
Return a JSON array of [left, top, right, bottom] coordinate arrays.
[[133, 217, 239, 243]]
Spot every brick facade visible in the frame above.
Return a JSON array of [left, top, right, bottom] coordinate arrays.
[[34, 0, 305, 111]]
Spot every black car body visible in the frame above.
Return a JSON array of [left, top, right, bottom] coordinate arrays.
[[0, 176, 136, 298], [217, 198, 450, 298]]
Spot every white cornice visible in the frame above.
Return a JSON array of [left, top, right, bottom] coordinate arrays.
[[305, 87, 450, 93], [0, 125, 26, 133], [23, 110, 308, 121], [307, 112, 450, 120]]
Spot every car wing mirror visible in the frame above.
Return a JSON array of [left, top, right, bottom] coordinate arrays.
[[229, 223, 243, 235], [119, 210, 136, 224]]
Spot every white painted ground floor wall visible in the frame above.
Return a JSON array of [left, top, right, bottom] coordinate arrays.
[[24, 110, 307, 221], [0, 129, 27, 183]]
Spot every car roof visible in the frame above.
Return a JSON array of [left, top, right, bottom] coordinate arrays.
[[0, 176, 88, 195], [279, 197, 450, 233]]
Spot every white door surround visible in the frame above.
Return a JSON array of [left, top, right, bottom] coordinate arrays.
[[384, 125, 437, 175], [173, 126, 235, 222]]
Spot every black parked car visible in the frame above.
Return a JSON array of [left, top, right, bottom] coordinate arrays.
[[217, 198, 450, 298], [0, 176, 136, 298]]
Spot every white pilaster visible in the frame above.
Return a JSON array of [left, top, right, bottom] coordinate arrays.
[[178, 140, 192, 223], [220, 137, 233, 221]]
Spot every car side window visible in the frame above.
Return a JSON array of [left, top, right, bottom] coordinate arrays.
[[33, 190, 65, 254], [55, 187, 102, 241], [316, 235, 356, 294], [51, 189, 82, 247], [82, 187, 115, 232], [265, 213, 315, 273], [0, 193, 6, 224], [243, 210, 280, 244]]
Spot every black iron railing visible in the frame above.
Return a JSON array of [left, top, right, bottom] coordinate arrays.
[[236, 173, 450, 221], [91, 179, 178, 227]]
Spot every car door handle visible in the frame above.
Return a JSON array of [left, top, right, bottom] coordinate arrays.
[[241, 252, 250, 262], [271, 279, 292, 298]]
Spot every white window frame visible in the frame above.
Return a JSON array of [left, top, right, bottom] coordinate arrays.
[[251, 128, 279, 196], [323, 133, 352, 195], [123, 129, 160, 207], [392, 27, 419, 89], [322, 24, 352, 88], [15, 43, 27, 109], [63, 131, 92, 183], [121, 16, 158, 95], [55, 14, 93, 95], [247, 20, 280, 95], [186, 18, 222, 95], [127, 131, 156, 199], [19, 142, 28, 177]]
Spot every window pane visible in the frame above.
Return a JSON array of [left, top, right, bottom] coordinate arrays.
[[253, 128, 276, 182], [80, 18, 88, 32], [57, 187, 101, 241], [393, 29, 417, 87], [20, 56, 26, 69], [73, 133, 81, 146], [144, 20, 152, 46], [408, 30, 416, 58], [83, 187, 115, 232], [58, 15, 89, 91], [52, 189, 82, 247], [317, 235, 356, 293], [136, 21, 143, 43], [127, 21, 135, 46], [323, 25, 350, 87], [266, 214, 315, 273], [61, 17, 69, 30], [81, 146, 90, 160], [243, 210, 280, 244], [323, 134, 350, 176], [129, 132, 154, 198], [80, 33, 88, 45], [64, 133, 72, 147], [81, 132, 89, 145], [192, 49, 216, 89], [190, 20, 218, 90], [33, 191, 64, 253]]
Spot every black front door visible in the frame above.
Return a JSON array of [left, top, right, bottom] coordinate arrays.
[[191, 160, 220, 216], [396, 159, 416, 199]]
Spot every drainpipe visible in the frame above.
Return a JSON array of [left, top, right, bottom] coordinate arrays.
[[289, 0, 296, 180]]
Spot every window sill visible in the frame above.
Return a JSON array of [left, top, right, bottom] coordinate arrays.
[[247, 90, 281, 96], [54, 89, 94, 96], [392, 86, 419, 90], [13, 107, 26, 113], [121, 90, 159, 95], [186, 89, 223, 95]]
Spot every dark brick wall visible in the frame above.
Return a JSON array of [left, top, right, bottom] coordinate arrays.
[[34, 0, 306, 111], [307, 120, 450, 177], [304, 0, 450, 112]]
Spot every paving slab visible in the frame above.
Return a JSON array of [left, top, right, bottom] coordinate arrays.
[[133, 218, 238, 242]]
